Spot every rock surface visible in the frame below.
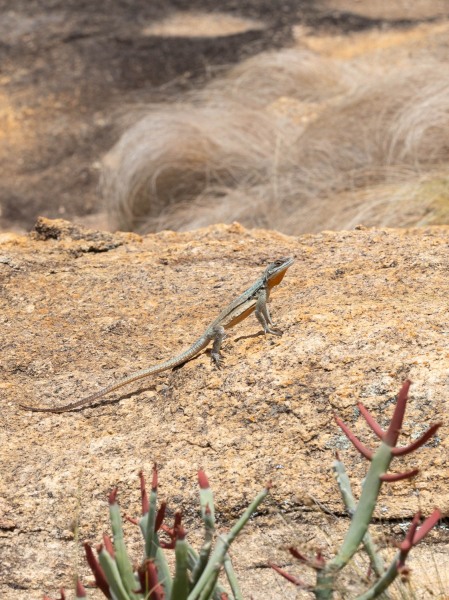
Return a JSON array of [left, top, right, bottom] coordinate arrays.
[[1, 218, 449, 598]]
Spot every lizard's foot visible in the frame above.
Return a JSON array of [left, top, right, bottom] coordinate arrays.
[[265, 326, 283, 336], [211, 352, 224, 368], [211, 325, 226, 368]]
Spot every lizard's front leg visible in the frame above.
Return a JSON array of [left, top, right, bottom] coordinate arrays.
[[255, 288, 283, 336], [210, 325, 227, 367]]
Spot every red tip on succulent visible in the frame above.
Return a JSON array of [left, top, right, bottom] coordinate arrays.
[[159, 537, 176, 550], [384, 380, 411, 446], [125, 514, 139, 526], [152, 463, 158, 491], [391, 423, 442, 456], [289, 546, 308, 563], [159, 511, 184, 549], [138, 560, 164, 600], [288, 547, 325, 570], [398, 509, 441, 569], [84, 542, 111, 598], [108, 487, 118, 505], [335, 415, 373, 460], [198, 470, 209, 489], [155, 501, 166, 532], [400, 512, 421, 554], [380, 469, 419, 482], [409, 509, 441, 546], [357, 403, 385, 439], [103, 533, 115, 558], [174, 511, 182, 528], [315, 550, 326, 568], [139, 470, 149, 515], [337, 382, 440, 466], [76, 579, 87, 598], [269, 563, 310, 588], [173, 512, 184, 538]]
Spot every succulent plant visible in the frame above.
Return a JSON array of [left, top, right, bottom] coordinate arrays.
[[272, 380, 442, 599], [43, 380, 443, 600], [48, 466, 269, 600]]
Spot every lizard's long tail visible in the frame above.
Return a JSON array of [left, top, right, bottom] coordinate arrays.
[[20, 335, 211, 413]]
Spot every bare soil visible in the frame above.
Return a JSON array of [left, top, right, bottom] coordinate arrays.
[[1, 219, 449, 598]]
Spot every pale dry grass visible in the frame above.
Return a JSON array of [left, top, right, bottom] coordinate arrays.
[[102, 33, 449, 234]]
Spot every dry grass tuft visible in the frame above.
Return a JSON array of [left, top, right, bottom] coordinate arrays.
[[102, 46, 449, 234]]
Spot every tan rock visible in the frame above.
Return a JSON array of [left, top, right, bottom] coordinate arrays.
[[1, 218, 448, 598]]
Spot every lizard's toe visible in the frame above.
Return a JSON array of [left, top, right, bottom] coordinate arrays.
[[266, 327, 283, 336], [211, 352, 224, 368]]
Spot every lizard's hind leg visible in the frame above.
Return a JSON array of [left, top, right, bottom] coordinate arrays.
[[210, 325, 227, 367]]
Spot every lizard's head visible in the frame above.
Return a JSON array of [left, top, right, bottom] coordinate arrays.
[[264, 256, 294, 287]]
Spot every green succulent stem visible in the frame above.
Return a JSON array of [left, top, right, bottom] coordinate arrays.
[[333, 458, 386, 579], [192, 474, 216, 586], [191, 509, 215, 587], [109, 497, 141, 600], [145, 480, 158, 560], [316, 443, 393, 599], [187, 486, 269, 600], [172, 531, 191, 600], [333, 443, 392, 568], [224, 552, 243, 600], [355, 554, 404, 600], [98, 546, 134, 600], [140, 514, 171, 597], [357, 508, 442, 600]]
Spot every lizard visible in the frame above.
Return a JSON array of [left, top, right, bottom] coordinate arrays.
[[20, 256, 294, 413]]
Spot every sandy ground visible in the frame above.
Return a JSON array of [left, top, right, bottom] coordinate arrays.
[[1, 219, 449, 598]]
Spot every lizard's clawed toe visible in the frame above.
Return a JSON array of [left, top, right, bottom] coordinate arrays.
[[266, 327, 283, 336], [211, 353, 224, 368]]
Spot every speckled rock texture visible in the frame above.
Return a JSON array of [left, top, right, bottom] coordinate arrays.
[[1, 218, 449, 598]]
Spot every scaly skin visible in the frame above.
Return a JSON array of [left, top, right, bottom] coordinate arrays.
[[20, 257, 294, 412]]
